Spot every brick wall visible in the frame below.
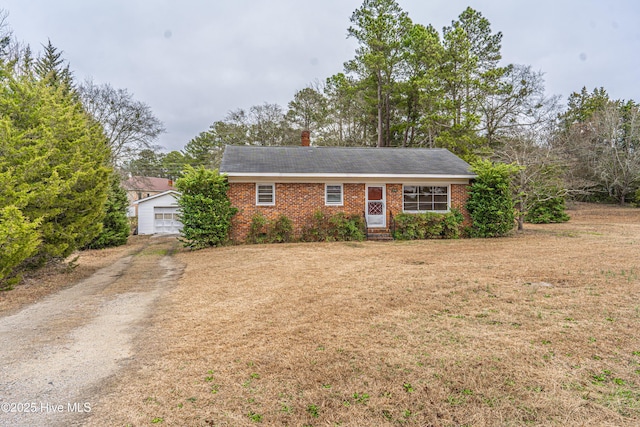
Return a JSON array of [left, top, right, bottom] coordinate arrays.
[[386, 184, 403, 226], [228, 183, 365, 242], [227, 182, 472, 242], [451, 183, 472, 226]]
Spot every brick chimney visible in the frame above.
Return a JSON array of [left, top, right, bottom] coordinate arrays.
[[301, 130, 310, 147]]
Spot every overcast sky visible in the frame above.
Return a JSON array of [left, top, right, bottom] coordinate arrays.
[[3, 1, 639, 152]]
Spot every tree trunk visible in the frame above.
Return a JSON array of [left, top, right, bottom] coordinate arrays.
[[516, 201, 524, 231], [377, 71, 383, 148], [385, 92, 391, 147]]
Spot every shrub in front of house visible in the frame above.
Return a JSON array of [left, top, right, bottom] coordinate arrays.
[[329, 212, 366, 241], [301, 211, 366, 242], [176, 166, 237, 249], [392, 209, 464, 240], [466, 160, 518, 237], [247, 213, 294, 244]]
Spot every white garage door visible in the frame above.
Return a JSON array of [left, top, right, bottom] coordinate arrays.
[[154, 207, 182, 234]]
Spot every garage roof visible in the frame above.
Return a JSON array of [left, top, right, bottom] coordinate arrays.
[[133, 190, 181, 205]]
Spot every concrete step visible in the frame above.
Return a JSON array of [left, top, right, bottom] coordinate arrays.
[[366, 229, 394, 241], [367, 234, 393, 241]]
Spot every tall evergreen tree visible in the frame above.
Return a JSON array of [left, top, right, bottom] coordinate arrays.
[[438, 7, 506, 159], [286, 86, 329, 135], [161, 150, 187, 179], [124, 149, 165, 177], [323, 72, 370, 146], [346, 0, 412, 147], [397, 22, 443, 147], [558, 86, 610, 130], [0, 54, 111, 267]]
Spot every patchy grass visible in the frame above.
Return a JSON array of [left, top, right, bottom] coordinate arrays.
[[84, 204, 640, 425]]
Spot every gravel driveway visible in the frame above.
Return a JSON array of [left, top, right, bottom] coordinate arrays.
[[0, 236, 183, 427]]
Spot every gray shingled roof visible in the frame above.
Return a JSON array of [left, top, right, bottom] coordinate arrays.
[[219, 145, 474, 177]]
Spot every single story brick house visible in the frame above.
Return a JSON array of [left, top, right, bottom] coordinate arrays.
[[219, 142, 476, 242]]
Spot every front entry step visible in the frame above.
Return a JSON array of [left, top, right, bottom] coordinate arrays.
[[366, 228, 394, 241]]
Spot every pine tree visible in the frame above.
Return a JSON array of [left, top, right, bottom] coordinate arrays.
[[346, 0, 412, 147], [34, 39, 74, 91]]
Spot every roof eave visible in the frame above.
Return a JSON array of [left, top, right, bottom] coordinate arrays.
[[133, 190, 181, 205], [222, 172, 476, 179]]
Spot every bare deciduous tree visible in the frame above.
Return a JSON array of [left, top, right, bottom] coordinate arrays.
[[588, 101, 640, 203], [79, 79, 165, 166], [480, 64, 560, 147], [558, 100, 640, 204]]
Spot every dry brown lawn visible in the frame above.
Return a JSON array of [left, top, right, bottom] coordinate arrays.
[[81, 205, 640, 425]]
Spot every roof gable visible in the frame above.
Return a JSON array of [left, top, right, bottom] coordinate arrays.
[[220, 146, 474, 178], [134, 190, 181, 205]]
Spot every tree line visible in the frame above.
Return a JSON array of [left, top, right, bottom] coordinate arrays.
[[130, 0, 640, 210]]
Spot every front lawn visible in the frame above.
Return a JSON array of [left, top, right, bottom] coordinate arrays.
[[89, 203, 640, 426]]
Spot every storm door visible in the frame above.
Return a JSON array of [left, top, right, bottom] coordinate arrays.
[[366, 185, 386, 227]]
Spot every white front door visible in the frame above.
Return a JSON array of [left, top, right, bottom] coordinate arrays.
[[366, 185, 386, 228]]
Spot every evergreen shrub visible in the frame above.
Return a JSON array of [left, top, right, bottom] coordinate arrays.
[[393, 209, 464, 240]]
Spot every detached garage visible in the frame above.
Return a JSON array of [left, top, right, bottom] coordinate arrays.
[[134, 190, 182, 235]]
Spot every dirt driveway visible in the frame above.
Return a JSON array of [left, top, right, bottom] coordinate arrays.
[[0, 236, 183, 427]]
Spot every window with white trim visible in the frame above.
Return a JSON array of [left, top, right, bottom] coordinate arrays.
[[403, 185, 449, 212], [325, 184, 343, 205], [256, 183, 275, 205]]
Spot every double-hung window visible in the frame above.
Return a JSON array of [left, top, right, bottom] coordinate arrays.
[[256, 183, 275, 205], [403, 185, 449, 212], [325, 184, 343, 205]]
